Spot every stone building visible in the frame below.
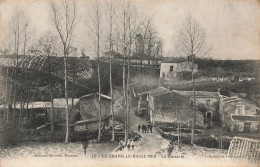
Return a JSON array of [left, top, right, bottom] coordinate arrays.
[[219, 96, 260, 132], [160, 61, 198, 81], [137, 87, 220, 128], [74, 93, 111, 132]]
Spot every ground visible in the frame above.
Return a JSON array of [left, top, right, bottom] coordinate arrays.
[[1, 103, 256, 167]]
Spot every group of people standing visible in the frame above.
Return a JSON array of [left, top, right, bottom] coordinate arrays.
[[137, 123, 152, 133], [115, 137, 135, 152]]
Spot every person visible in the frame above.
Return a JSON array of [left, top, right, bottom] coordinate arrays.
[[141, 124, 145, 133], [138, 124, 141, 132], [150, 124, 153, 133], [130, 139, 135, 150], [147, 124, 150, 133], [127, 139, 131, 151], [144, 125, 147, 133], [115, 139, 125, 152], [82, 140, 89, 156], [167, 140, 174, 157]]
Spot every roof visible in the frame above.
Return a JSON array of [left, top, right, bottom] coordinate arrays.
[[74, 115, 111, 125], [0, 101, 51, 109], [222, 97, 255, 105], [138, 87, 171, 97], [138, 87, 219, 98], [53, 98, 80, 108], [172, 90, 219, 98], [103, 51, 124, 59], [80, 93, 111, 100], [231, 115, 260, 122]]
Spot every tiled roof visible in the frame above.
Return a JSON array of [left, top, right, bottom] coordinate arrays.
[[138, 87, 219, 98], [0, 101, 51, 109], [138, 87, 171, 97], [74, 115, 111, 125], [231, 115, 260, 122], [172, 90, 219, 98], [222, 97, 255, 105], [80, 93, 111, 100]]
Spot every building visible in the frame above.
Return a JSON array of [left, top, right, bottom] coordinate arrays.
[[160, 61, 198, 80], [137, 87, 219, 128], [74, 93, 111, 132], [219, 96, 260, 132]]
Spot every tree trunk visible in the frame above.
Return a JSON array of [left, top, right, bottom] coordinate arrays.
[[191, 55, 196, 145], [97, 55, 102, 142], [4, 67, 9, 121], [64, 54, 69, 143], [110, 57, 115, 141], [48, 55, 55, 132]]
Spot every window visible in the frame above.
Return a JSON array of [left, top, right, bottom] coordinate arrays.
[[206, 112, 212, 119], [170, 66, 173, 72], [236, 105, 245, 115], [206, 100, 210, 106]]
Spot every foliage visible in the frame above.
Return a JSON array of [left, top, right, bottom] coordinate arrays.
[[24, 116, 47, 129]]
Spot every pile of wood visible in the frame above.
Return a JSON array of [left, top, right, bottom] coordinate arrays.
[[227, 137, 260, 164]]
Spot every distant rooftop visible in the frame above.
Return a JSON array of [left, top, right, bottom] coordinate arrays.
[[172, 90, 219, 98], [221, 96, 255, 105], [80, 93, 111, 100], [138, 87, 219, 98], [231, 115, 260, 122]]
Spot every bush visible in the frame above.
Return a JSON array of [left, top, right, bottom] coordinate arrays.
[[24, 116, 47, 129], [0, 128, 22, 148]]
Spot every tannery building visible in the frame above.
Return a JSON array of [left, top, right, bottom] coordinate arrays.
[[137, 87, 220, 128], [219, 96, 260, 133]]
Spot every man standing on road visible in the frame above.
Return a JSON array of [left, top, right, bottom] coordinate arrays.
[[141, 124, 145, 133], [82, 140, 89, 156], [147, 124, 150, 133], [150, 124, 153, 133], [138, 124, 141, 132]]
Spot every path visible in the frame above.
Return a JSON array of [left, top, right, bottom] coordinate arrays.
[[116, 105, 165, 155]]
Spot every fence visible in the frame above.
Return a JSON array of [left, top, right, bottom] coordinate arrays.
[[227, 137, 260, 165]]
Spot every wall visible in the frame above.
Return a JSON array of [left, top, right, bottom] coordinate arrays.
[[80, 95, 110, 120], [74, 117, 110, 132], [231, 121, 259, 132], [160, 63, 177, 79], [47, 104, 80, 124], [152, 92, 193, 124], [222, 100, 256, 128]]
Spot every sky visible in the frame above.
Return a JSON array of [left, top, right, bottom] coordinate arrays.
[[0, 0, 259, 60]]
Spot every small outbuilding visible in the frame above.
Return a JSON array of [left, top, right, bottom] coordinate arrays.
[[73, 93, 111, 132]]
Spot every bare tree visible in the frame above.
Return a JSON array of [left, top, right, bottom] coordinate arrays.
[[175, 14, 210, 58], [50, 0, 78, 143], [89, 0, 103, 142], [34, 32, 59, 132], [175, 14, 211, 145], [114, 1, 142, 141], [105, 1, 115, 141], [9, 9, 26, 127]]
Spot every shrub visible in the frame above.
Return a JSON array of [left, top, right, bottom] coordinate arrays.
[[24, 116, 47, 129]]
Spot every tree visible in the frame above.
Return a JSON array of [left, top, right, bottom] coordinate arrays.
[[89, 0, 102, 142], [175, 13, 210, 58], [9, 9, 26, 127], [113, 0, 142, 141], [34, 32, 59, 132], [175, 13, 211, 145], [50, 0, 78, 143], [105, 1, 115, 141]]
